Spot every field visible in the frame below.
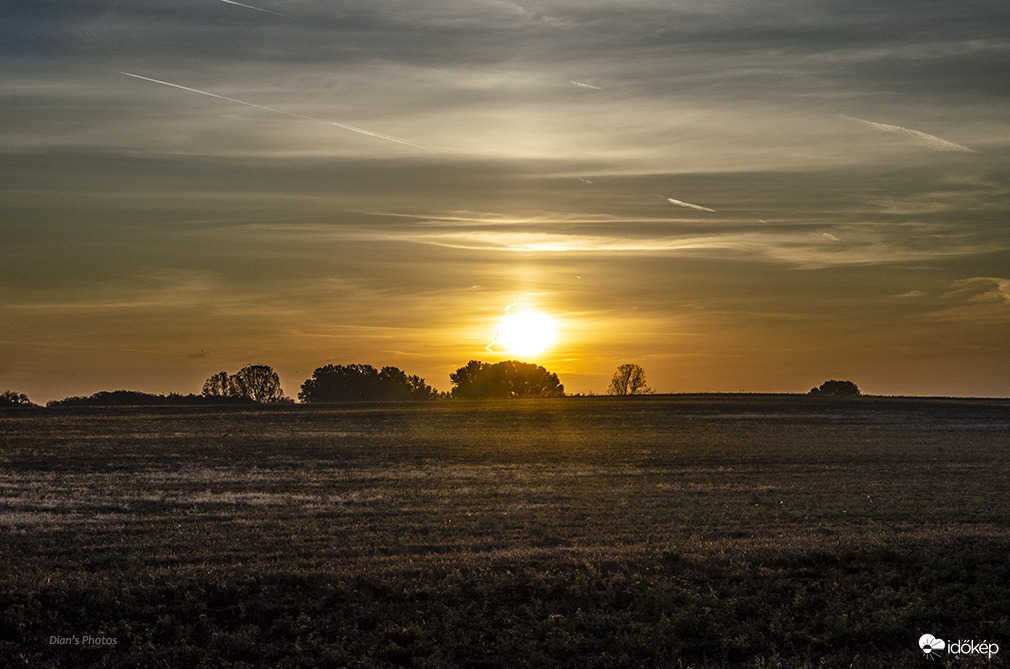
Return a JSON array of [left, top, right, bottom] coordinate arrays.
[[1, 396, 1008, 668]]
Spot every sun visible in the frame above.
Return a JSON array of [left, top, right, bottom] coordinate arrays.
[[497, 310, 557, 357]]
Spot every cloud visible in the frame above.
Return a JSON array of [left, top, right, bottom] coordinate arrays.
[[921, 277, 1010, 324], [353, 221, 980, 270], [401, 230, 724, 253], [837, 115, 977, 153], [218, 0, 290, 18], [667, 198, 717, 213], [118, 71, 438, 151], [946, 277, 1010, 303]]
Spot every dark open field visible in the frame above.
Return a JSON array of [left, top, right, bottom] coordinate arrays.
[[1, 396, 1008, 668]]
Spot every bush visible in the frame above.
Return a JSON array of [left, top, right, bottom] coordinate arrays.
[[0, 390, 34, 407], [809, 380, 860, 397]]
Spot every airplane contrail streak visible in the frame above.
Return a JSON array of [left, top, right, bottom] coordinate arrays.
[[119, 71, 436, 150], [667, 197, 717, 213], [218, 0, 290, 18], [837, 115, 976, 153], [570, 80, 602, 90]]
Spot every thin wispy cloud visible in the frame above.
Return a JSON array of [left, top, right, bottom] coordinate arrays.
[[400, 230, 729, 253], [119, 72, 438, 151], [923, 277, 1010, 324], [569, 80, 602, 90], [667, 198, 717, 213], [218, 0, 290, 18], [838, 115, 977, 153], [333, 219, 996, 271], [946, 277, 1010, 303]]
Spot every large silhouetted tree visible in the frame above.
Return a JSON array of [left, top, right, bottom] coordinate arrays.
[[202, 365, 286, 403], [299, 364, 436, 402], [231, 364, 285, 403], [607, 363, 651, 396], [449, 360, 564, 399], [809, 380, 860, 397]]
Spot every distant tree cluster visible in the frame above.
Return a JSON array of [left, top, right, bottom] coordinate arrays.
[[809, 380, 861, 397], [203, 364, 288, 404], [1, 390, 34, 407], [299, 364, 437, 402], [608, 363, 651, 396], [449, 360, 565, 399], [47, 391, 252, 408]]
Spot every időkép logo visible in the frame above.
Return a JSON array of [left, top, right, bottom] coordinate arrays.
[[919, 633, 999, 660]]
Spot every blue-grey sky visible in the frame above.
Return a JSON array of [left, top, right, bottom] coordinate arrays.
[[3, 0, 1009, 400]]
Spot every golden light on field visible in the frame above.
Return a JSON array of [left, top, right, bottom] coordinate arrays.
[[496, 309, 557, 357]]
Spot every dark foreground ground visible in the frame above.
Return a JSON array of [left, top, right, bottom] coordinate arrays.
[[1, 395, 1008, 668]]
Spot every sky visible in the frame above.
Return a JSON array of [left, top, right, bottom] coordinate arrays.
[[3, 0, 1010, 402]]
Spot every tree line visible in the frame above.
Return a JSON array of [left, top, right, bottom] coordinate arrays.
[[2, 362, 862, 406], [4, 360, 568, 407]]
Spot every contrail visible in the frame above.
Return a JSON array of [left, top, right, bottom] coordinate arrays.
[[570, 80, 602, 90], [486, 303, 517, 351], [837, 115, 976, 153], [667, 197, 716, 213], [119, 71, 436, 150], [218, 0, 290, 18]]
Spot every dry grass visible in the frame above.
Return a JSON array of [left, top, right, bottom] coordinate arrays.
[[1, 396, 1008, 667]]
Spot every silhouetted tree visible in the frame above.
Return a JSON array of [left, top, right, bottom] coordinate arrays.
[[607, 363, 651, 396], [449, 360, 488, 399], [0, 390, 33, 407], [202, 371, 231, 398], [449, 360, 565, 399], [299, 364, 437, 402], [202, 365, 287, 403], [809, 380, 860, 397], [377, 366, 438, 401], [230, 364, 286, 403]]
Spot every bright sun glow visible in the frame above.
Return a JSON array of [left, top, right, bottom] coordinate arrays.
[[497, 310, 557, 357]]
